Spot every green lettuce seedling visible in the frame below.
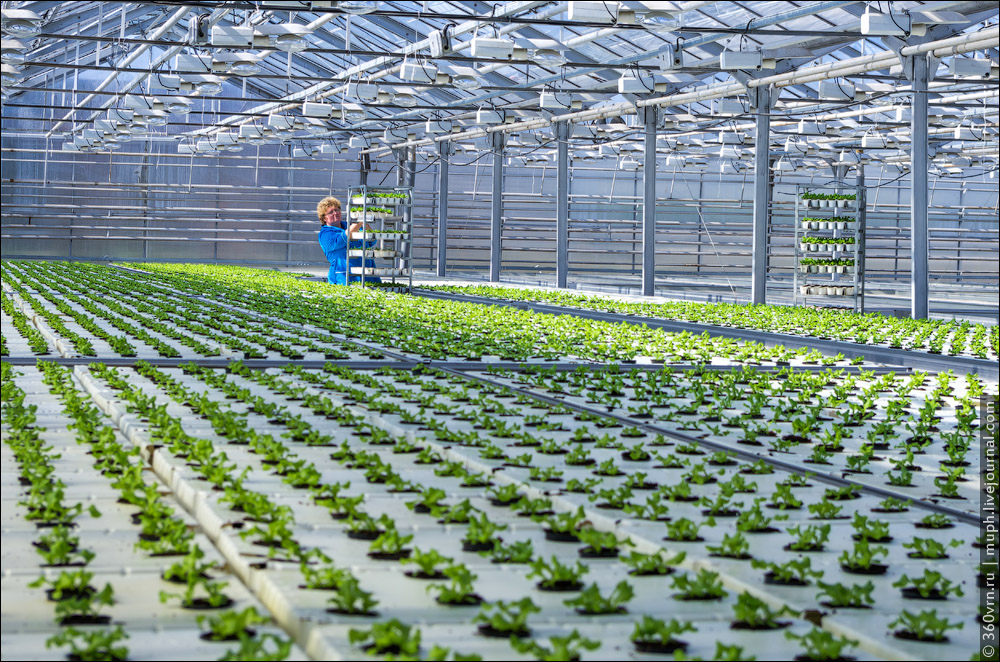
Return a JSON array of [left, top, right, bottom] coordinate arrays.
[[785, 628, 857, 662], [630, 615, 695, 647], [731, 592, 797, 629], [528, 556, 588, 590], [671, 569, 727, 600], [473, 597, 540, 636], [46, 626, 129, 662], [349, 619, 420, 657], [816, 581, 875, 608], [889, 609, 964, 642], [563, 580, 634, 615], [510, 630, 599, 661]]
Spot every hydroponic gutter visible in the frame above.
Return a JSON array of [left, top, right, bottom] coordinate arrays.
[[442, 364, 982, 527], [416, 289, 999, 380], [70, 364, 344, 661], [0, 355, 909, 375], [261, 364, 922, 661]]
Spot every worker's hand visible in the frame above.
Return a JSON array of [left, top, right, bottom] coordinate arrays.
[[348, 222, 363, 235]]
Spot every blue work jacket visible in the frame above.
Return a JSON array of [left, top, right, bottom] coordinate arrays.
[[318, 224, 380, 285]]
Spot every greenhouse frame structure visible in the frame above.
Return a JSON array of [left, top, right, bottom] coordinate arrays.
[[1, 2, 998, 661]]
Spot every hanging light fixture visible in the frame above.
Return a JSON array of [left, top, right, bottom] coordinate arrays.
[[533, 49, 567, 67], [338, 1, 378, 15], [143, 110, 169, 126], [452, 74, 481, 91], [162, 96, 193, 114], [343, 103, 367, 123], [228, 52, 261, 75], [1, 38, 26, 65], [0, 62, 21, 85], [620, 156, 641, 170], [640, 11, 679, 34], [275, 32, 309, 52], [773, 156, 796, 171], [838, 149, 860, 164], [392, 93, 417, 108], [303, 117, 329, 135], [1, 9, 44, 38], [254, 23, 313, 51], [195, 79, 223, 95]]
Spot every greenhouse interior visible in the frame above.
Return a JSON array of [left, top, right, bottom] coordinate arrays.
[[1, 1, 998, 661]]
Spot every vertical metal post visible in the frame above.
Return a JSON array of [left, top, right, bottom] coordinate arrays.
[[910, 54, 929, 319], [286, 152, 293, 265], [490, 132, 505, 283], [437, 141, 451, 277], [641, 107, 658, 297], [857, 168, 866, 314], [556, 122, 570, 288], [407, 146, 416, 287], [751, 85, 771, 305]]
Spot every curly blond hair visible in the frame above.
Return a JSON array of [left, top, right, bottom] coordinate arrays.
[[317, 196, 341, 222]]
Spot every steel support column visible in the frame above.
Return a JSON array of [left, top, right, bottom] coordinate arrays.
[[490, 132, 505, 283], [751, 85, 771, 305], [437, 141, 451, 277], [641, 107, 659, 297], [910, 54, 929, 319], [360, 153, 370, 187], [556, 122, 570, 288]]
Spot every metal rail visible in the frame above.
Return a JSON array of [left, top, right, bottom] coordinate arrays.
[[416, 289, 999, 380]]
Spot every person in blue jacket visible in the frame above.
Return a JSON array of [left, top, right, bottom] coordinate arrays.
[[316, 196, 380, 285]]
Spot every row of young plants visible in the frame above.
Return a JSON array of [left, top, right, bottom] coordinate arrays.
[[487, 363, 983, 507], [80, 357, 761, 657], [308, 361, 980, 552], [5, 356, 976, 656], [2, 261, 989, 658], [424, 285, 998, 360], [2, 288, 51, 354], [115, 262, 867, 366], [172, 357, 978, 657], [17, 262, 230, 358], [1, 270, 97, 355], [160, 359, 876, 661], [3, 360, 298, 661], [7, 261, 377, 362], [84, 359, 502, 661], [3, 265, 142, 357], [0, 363, 127, 661], [14, 260, 892, 369], [331, 364, 983, 648], [4, 262, 228, 359]]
